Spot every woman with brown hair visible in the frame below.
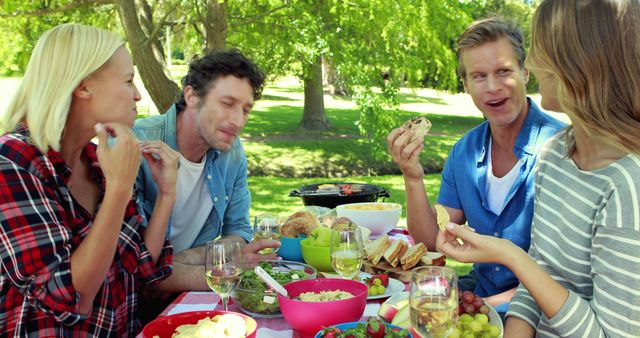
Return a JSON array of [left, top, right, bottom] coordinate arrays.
[[438, 0, 640, 336]]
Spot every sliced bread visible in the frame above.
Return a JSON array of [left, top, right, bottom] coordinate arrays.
[[365, 235, 391, 265], [383, 240, 409, 266], [400, 242, 428, 270]]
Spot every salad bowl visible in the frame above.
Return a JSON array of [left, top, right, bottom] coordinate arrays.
[[232, 260, 316, 318]]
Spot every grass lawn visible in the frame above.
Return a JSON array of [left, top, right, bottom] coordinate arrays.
[[243, 82, 484, 177]]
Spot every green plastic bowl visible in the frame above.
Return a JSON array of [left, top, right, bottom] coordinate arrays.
[[300, 238, 333, 272]]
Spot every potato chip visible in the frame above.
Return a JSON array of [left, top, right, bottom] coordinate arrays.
[[435, 204, 464, 245], [434, 204, 450, 231]]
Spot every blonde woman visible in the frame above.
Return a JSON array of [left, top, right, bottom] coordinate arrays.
[[438, 0, 640, 337], [0, 24, 178, 336]]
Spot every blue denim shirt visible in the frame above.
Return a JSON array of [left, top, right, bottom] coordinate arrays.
[[133, 105, 253, 251], [437, 98, 566, 297]]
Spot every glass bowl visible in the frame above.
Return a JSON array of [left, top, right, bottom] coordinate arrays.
[[232, 260, 317, 318]]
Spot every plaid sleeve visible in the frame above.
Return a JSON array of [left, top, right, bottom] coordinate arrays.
[[137, 239, 173, 285], [115, 201, 173, 285], [0, 159, 85, 325]]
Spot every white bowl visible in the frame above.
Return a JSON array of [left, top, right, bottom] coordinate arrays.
[[336, 202, 402, 237]]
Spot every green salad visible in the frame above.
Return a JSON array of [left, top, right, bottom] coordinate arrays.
[[235, 262, 309, 315]]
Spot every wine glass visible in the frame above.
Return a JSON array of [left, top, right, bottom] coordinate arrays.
[[204, 239, 243, 311], [253, 213, 281, 254], [409, 266, 458, 337], [330, 226, 364, 279]]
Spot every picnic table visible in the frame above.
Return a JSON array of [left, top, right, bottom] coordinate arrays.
[[136, 228, 414, 338]]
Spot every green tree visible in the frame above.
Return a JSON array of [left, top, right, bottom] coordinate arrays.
[[1, 0, 473, 148]]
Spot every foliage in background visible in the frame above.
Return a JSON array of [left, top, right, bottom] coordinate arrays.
[[0, 1, 117, 76]]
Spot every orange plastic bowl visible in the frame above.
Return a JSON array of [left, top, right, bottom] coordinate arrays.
[[141, 310, 257, 338], [278, 278, 368, 336]]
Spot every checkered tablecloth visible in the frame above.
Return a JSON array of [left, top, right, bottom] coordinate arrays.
[[138, 228, 412, 338]]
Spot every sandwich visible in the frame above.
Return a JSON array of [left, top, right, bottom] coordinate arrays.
[[401, 116, 432, 141], [383, 239, 409, 268], [365, 235, 391, 265], [400, 242, 428, 270]]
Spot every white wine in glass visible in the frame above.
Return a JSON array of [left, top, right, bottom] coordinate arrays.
[[204, 239, 243, 311], [410, 266, 458, 338], [253, 213, 281, 254], [330, 227, 364, 279]]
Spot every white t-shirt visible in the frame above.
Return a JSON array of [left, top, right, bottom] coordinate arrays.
[[485, 138, 523, 215], [169, 153, 214, 253]]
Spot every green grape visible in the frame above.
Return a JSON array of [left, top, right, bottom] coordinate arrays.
[[488, 325, 501, 337], [448, 327, 461, 338], [459, 313, 474, 323], [475, 313, 489, 325], [467, 320, 483, 333]]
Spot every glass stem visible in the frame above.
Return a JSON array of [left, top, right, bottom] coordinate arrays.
[[221, 295, 229, 311]]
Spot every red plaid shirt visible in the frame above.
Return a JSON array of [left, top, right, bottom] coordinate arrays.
[[0, 127, 173, 337]]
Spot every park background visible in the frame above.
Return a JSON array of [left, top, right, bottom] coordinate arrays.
[[0, 1, 567, 235]]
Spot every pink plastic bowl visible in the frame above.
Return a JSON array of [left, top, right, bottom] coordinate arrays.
[[142, 310, 257, 338], [278, 278, 368, 336]]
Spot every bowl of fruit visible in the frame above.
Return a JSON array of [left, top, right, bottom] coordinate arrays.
[[315, 318, 412, 338], [232, 260, 316, 318], [299, 226, 336, 272], [378, 291, 503, 338]]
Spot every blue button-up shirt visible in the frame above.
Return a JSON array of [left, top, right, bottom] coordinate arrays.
[[437, 98, 566, 297], [133, 105, 253, 252]]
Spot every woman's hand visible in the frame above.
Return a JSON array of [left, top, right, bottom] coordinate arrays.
[[95, 123, 141, 196], [436, 222, 514, 265], [140, 141, 179, 197], [386, 127, 425, 180]]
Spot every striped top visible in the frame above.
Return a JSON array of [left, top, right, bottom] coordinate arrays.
[[507, 134, 640, 337]]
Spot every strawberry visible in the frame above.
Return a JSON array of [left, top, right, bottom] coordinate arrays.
[[366, 318, 385, 338], [368, 273, 389, 287], [321, 327, 341, 338]]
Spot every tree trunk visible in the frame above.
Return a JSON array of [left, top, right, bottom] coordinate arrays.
[[117, 0, 179, 114], [300, 55, 330, 131], [205, 1, 227, 52], [323, 56, 349, 96], [135, 0, 166, 65]]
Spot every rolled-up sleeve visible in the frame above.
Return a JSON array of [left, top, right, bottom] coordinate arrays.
[[0, 163, 85, 325], [136, 239, 173, 285]]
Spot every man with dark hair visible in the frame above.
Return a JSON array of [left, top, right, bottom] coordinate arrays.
[[387, 18, 566, 315], [134, 49, 279, 293]]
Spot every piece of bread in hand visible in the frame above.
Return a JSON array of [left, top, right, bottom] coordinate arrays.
[[365, 235, 391, 265], [400, 242, 428, 270], [402, 116, 432, 141], [383, 239, 409, 266]]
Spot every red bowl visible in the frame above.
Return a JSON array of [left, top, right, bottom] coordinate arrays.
[[278, 278, 368, 336], [142, 310, 257, 338]]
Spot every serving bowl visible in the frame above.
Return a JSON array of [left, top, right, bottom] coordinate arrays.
[[336, 202, 402, 237], [314, 321, 412, 338], [233, 260, 316, 318], [142, 310, 257, 338], [278, 278, 368, 337], [300, 238, 332, 272]]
